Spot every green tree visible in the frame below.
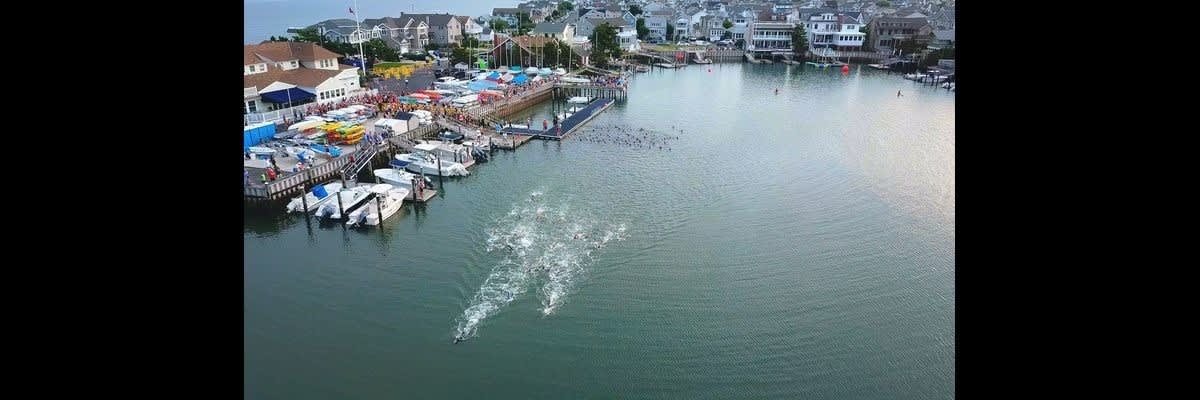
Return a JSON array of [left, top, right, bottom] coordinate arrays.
[[450, 46, 473, 65], [860, 25, 872, 50], [558, 41, 578, 69], [558, 1, 574, 13], [363, 39, 398, 62], [636, 18, 650, 40], [551, 9, 563, 21], [461, 36, 481, 50], [591, 23, 622, 67], [293, 27, 325, 45], [723, 19, 733, 30], [792, 25, 808, 56], [492, 19, 511, 33], [517, 13, 535, 36], [876, 0, 890, 6], [629, 5, 643, 16], [735, 38, 745, 49], [666, 24, 675, 42]]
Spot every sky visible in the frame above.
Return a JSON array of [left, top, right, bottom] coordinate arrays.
[[244, 0, 504, 43]]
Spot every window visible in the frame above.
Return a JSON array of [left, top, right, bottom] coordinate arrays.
[[246, 101, 257, 113], [290, 61, 298, 68]]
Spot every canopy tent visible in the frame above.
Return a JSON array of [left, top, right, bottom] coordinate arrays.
[[259, 87, 315, 104], [511, 74, 529, 85], [486, 71, 501, 81], [467, 80, 499, 92]]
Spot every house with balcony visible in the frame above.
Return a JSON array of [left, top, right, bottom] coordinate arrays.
[[398, 13, 462, 46], [747, 21, 795, 51], [617, 30, 641, 51], [804, 12, 865, 51], [644, 11, 671, 42], [243, 42, 361, 114], [866, 12, 932, 52], [458, 16, 484, 41]]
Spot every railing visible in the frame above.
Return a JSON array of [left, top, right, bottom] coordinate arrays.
[[245, 156, 351, 198], [244, 89, 379, 126]]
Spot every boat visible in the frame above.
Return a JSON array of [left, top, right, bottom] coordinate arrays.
[[438, 131, 464, 143], [538, 67, 552, 75], [308, 143, 342, 158], [419, 140, 475, 164], [867, 63, 888, 70], [285, 181, 344, 213], [635, 65, 650, 72], [524, 67, 539, 75], [943, 82, 956, 91], [288, 120, 324, 132], [395, 143, 470, 176], [313, 186, 372, 219], [247, 146, 276, 156], [553, 68, 567, 75], [903, 72, 927, 81], [567, 96, 591, 104], [346, 184, 410, 227], [373, 167, 433, 190]]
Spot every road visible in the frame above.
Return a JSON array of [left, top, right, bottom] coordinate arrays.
[[372, 67, 436, 95]]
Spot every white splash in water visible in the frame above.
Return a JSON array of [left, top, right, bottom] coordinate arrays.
[[453, 191, 627, 340]]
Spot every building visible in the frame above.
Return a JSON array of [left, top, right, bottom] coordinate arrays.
[[243, 42, 361, 114], [398, 13, 462, 46], [644, 12, 671, 42], [928, 29, 954, 50], [492, 8, 523, 27], [458, 16, 485, 42], [531, 22, 576, 42], [747, 21, 795, 51], [866, 12, 932, 52], [488, 34, 584, 67], [359, 16, 430, 53], [804, 12, 864, 51], [617, 30, 641, 51], [577, 17, 630, 38]]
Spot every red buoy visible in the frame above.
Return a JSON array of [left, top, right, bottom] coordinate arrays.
[[842, 65, 850, 73]]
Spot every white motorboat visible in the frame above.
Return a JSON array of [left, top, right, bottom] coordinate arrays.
[[373, 167, 433, 191], [346, 184, 410, 226], [903, 72, 927, 81], [247, 146, 276, 156], [524, 67, 540, 75], [567, 96, 591, 104], [313, 186, 372, 219], [394, 143, 470, 176], [285, 182, 344, 213], [561, 77, 589, 83], [553, 68, 567, 75], [419, 140, 474, 164]]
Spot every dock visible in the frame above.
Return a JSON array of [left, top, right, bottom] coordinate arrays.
[[498, 98, 615, 140]]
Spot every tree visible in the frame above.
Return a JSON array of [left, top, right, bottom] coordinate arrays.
[[629, 5, 643, 16], [792, 25, 808, 56], [860, 25, 872, 50], [450, 46, 473, 65], [666, 24, 675, 42], [876, 0, 890, 6], [517, 13, 535, 36], [735, 38, 745, 49], [363, 39, 399, 62], [636, 18, 650, 40], [491, 19, 510, 33], [461, 36, 481, 50], [591, 23, 622, 67], [293, 27, 325, 45], [723, 19, 733, 30], [558, 1, 574, 13]]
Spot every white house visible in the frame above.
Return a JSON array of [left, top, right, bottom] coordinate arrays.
[[531, 22, 576, 42], [747, 21, 795, 51], [243, 42, 362, 114], [805, 12, 864, 51], [617, 30, 641, 51]]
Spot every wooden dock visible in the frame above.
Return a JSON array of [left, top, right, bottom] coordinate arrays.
[[497, 98, 615, 141], [407, 188, 437, 203]]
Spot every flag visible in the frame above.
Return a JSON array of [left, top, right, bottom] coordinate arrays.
[[349, 7, 355, 15]]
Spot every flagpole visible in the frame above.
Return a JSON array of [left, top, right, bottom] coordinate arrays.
[[353, 0, 366, 79]]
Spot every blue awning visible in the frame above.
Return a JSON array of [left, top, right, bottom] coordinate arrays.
[[260, 87, 315, 104], [512, 74, 528, 85]]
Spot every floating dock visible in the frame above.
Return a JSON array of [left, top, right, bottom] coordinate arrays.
[[498, 98, 615, 141]]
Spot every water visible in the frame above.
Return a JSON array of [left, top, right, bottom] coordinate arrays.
[[244, 64, 955, 399]]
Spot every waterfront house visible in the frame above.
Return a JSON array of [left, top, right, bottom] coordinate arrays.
[[804, 12, 865, 51], [747, 21, 795, 51], [397, 13, 462, 46], [577, 17, 631, 38], [459, 16, 485, 42], [866, 11, 931, 52], [243, 42, 361, 114], [928, 29, 953, 50]]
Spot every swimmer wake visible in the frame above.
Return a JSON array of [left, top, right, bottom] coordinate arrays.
[[452, 191, 627, 344]]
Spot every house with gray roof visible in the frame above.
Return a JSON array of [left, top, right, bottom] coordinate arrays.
[[531, 22, 577, 42]]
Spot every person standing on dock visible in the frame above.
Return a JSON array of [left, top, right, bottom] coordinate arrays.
[[897, 90, 903, 97]]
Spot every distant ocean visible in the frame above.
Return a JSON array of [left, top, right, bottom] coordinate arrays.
[[244, 0, 499, 44]]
